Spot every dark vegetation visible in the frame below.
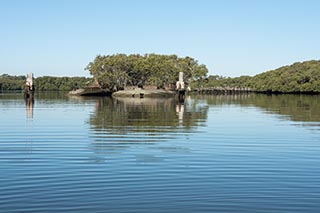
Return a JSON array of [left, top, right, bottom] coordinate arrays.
[[35, 76, 91, 91], [0, 74, 90, 91], [85, 54, 208, 91], [195, 60, 320, 93], [0, 74, 25, 90], [251, 60, 320, 93], [1, 57, 319, 93]]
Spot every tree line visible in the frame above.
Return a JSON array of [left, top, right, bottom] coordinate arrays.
[[35, 76, 91, 91], [251, 60, 320, 93], [1, 58, 319, 93], [0, 74, 90, 91], [195, 60, 320, 93], [0, 74, 25, 90], [85, 53, 208, 91]]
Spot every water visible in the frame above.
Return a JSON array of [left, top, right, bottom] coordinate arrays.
[[0, 92, 320, 212]]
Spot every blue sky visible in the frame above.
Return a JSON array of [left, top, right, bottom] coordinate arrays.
[[1, 0, 319, 77]]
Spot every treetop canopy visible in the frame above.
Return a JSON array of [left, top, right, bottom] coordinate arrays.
[[85, 53, 208, 90]]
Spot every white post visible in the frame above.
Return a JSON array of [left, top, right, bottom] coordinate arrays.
[[176, 72, 184, 90], [179, 72, 183, 83], [26, 73, 33, 88]]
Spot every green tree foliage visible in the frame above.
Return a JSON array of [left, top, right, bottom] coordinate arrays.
[[251, 60, 320, 93], [0, 74, 25, 90], [196, 60, 320, 93], [35, 76, 91, 91], [191, 75, 252, 90], [0, 74, 91, 91], [85, 53, 208, 90]]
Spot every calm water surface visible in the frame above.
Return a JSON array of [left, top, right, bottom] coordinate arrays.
[[0, 92, 320, 212]]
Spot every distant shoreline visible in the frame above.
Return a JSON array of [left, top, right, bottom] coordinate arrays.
[[1, 59, 320, 94]]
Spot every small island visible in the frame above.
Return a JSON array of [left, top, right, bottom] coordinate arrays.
[[83, 53, 207, 97]]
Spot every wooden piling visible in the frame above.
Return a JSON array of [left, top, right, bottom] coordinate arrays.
[[176, 72, 186, 102], [24, 73, 34, 98]]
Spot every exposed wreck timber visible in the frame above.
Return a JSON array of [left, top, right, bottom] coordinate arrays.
[[68, 87, 112, 96], [112, 88, 175, 98]]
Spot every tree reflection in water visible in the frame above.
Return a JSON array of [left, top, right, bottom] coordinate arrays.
[[199, 94, 320, 123], [89, 96, 209, 136], [87, 96, 209, 163], [196, 93, 320, 132], [24, 96, 34, 119]]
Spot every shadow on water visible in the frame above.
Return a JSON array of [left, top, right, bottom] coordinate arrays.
[[250, 94, 320, 123], [1, 91, 319, 126], [86, 96, 209, 163], [88, 96, 209, 137], [198, 93, 320, 121], [195, 93, 320, 131], [24, 95, 34, 119]]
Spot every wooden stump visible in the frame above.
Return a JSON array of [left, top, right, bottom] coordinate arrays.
[[178, 90, 185, 103]]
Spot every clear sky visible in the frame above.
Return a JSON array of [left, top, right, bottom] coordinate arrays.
[[1, 0, 320, 77]]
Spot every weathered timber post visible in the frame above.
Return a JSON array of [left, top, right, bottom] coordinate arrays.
[[24, 73, 34, 119], [176, 72, 185, 102], [24, 73, 34, 99]]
